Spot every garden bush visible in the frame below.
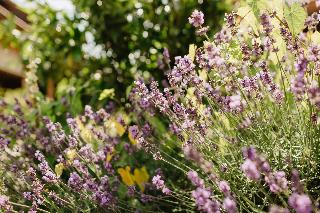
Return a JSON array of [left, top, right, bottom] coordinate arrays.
[[73, 0, 230, 98], [0, 0, 230, 103]]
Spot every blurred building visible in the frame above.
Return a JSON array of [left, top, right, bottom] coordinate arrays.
[[306, 0, 320, 14], [0, 0, 28, 89]]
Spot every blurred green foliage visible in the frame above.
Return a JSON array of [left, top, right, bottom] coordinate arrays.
[[0, 0, 231, 107], [73, 0, 231, 92]]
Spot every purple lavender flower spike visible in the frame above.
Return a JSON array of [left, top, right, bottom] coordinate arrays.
[[192, 187, 220, 213], [241, 159, 260, 181], [152, 175, 165, 190], [218, 181, 231, 195], [187, 170, 205, 188], [269, 205, 289, 213], [223, 197, 237, 213], [188, 10, 204, 28], [288, 193, 312, 213]]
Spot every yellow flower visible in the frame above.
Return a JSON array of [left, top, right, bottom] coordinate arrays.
[[117, 166, 134, 186], [132, 166, 149, 192], [114, 121, 125, 136], [66, 149, 77, 161], [55, 163, 64, 177], [105, 119, 125, 137], [76, 117, 93, 142], [117, 166, 150, 192], [128, 131, 137, 145], [106, 147, 115, 162]]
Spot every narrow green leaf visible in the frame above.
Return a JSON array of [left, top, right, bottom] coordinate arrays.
[[188, 44, 196, 62]]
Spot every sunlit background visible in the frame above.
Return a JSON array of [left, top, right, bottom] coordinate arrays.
[[13, 0, 74, 14]]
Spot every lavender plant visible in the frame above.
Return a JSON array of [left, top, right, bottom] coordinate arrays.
[[2, 1, 320, 212], [130, 1, 320, 212], [0, 64, 181, 212]]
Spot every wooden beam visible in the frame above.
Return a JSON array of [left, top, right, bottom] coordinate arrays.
[[0, 68, 23, 88], [306, 0, 319, 15], [0, 2, 29, 30]]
